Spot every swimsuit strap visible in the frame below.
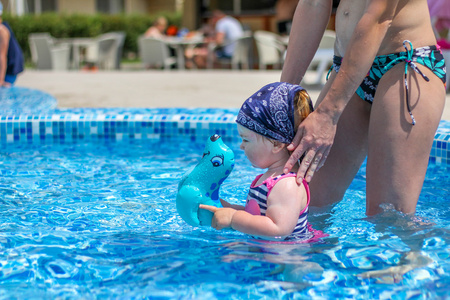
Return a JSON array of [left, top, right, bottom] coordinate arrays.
[[383, 40, 430, 125]]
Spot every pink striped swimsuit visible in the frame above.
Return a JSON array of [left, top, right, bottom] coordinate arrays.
[[244, 172, 313, 241]]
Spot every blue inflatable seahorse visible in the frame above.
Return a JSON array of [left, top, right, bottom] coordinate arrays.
[[176, 134, 235, 227]]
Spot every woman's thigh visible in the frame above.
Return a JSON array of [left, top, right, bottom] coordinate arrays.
[[366, 64, 445, 215], [309, 72, 371, 207]]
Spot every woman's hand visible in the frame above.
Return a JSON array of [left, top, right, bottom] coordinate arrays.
[[284, 109, 337, 183], [199, 205, 236, 230]]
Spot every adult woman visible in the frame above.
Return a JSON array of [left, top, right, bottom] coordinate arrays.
[[281, 0, 446, 215]]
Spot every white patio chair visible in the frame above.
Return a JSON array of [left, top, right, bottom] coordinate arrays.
[[84, 32, 126, 70], [306, 30, 336, 85], [28, 33, 70, 70], [209, 33, 254, 70], [253, 30, 286, 70], [110, 31, 126, 70], [138, 36, 177, 70]]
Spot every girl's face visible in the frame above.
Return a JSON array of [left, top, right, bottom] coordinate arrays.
[[237, 124, 274, 169]]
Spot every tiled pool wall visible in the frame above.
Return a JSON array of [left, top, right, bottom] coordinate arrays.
[[431, 120, 450, 165], [0, 112, 240, 145], [1, 112, 450, 166], [0, 86, 449, 165]]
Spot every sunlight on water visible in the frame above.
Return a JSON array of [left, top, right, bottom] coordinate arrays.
[[0, 140, 449, 299]]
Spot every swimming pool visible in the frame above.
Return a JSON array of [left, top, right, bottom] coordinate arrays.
[[1, 88, 449, 298]]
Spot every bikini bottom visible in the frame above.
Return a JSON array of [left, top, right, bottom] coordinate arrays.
[[329, 40, 446, 124]]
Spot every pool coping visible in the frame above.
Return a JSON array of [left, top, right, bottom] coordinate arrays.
[[1, 111, 449, 166]]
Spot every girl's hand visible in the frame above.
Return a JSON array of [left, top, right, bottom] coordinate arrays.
[[284, 110, 337, 183], [199, 204, 236, 230]]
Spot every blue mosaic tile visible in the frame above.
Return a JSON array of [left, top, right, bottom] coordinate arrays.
[[0, 111, 236, 144], [432, 123, 450, 165]]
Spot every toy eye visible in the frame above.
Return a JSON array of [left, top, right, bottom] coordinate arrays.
[[202, 151, 210, 158], [211, 155, 224, 167]]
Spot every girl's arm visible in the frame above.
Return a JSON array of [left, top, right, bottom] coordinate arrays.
[[200, 178, 306, 238]]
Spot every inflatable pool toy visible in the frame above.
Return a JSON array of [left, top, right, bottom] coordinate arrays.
[[176, 134, 235, 227], [176, 134, 234, 227]]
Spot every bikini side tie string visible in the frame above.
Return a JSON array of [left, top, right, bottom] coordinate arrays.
[[384, 40, 430, 125]]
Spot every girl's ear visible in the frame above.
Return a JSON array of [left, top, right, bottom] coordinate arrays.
[[271, 141, 287, 153]]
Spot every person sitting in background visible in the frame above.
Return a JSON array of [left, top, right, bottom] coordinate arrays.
[[275, 0, 299, 36], [144, 16, 168, 39], [211, 10, 244, 59], [0, 1, 24, 87], [428, 0, 450, 49], [193, 10, 244, 68]]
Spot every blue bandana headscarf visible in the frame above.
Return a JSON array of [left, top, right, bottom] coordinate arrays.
[[236, 82, 307, 144]]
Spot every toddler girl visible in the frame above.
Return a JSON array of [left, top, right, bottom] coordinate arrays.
[[200, 82, 316, 242]]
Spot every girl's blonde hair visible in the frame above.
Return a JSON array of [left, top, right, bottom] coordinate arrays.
[[262, 89, 313, 146], [293, 89, 313, 130]]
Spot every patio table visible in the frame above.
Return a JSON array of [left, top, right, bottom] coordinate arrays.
[[57, 37, 97, 69], [165, 35, 205, 70]]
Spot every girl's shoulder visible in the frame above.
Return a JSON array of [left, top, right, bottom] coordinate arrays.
[[267, 173, 309, 210], [264, 172, 299, 190]]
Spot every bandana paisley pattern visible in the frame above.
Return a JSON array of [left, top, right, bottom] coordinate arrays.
[[236, 82, 305, 144]]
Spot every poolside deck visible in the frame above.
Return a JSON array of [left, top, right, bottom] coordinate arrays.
[[18, 69, 450, 121]]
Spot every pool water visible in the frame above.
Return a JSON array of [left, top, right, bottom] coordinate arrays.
[[0, 139, 449, 299]]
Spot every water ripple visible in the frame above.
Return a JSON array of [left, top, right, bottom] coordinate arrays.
[[0, 141, 448, 298]]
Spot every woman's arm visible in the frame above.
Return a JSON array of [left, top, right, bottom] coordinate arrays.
[[284, 0, 401, 182], [318, 0, 400, 119], [281, 0, 333, 84]]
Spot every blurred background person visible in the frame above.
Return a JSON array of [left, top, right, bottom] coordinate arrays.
[[144, 16, 168, 38], [0, 1, 24, 87], [428, 0, 450, 48], [275, 0, 298, 36], [193, 10, 244, 68], [211, 10, 244, 59]]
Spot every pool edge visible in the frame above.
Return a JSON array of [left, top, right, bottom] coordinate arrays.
[[1, 112, 449, 166]]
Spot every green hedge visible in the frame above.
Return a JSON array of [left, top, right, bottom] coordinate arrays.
[[3, 12, 182, 62]]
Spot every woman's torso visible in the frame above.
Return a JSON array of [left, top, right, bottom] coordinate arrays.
[[334, 0, 436, 56]]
